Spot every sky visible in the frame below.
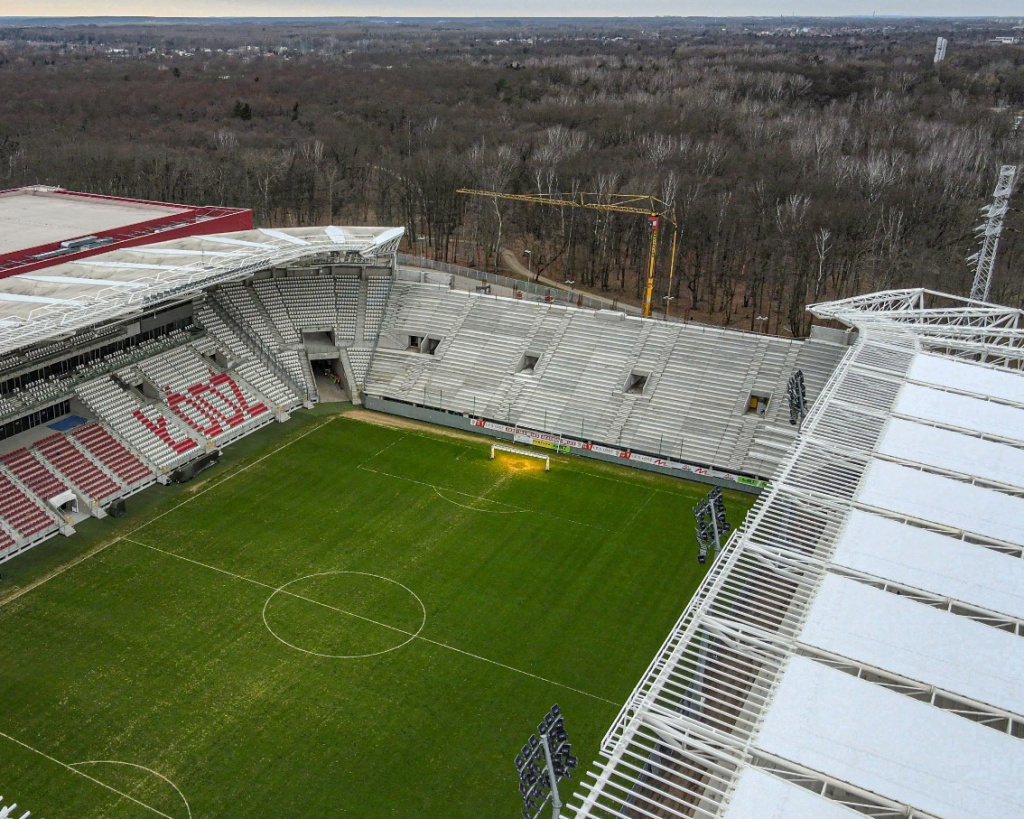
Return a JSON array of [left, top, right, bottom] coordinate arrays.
[[1, 1, 1022, 18]]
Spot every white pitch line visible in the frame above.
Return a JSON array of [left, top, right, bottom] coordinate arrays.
[[355, 432, 409, 468], [359, 464, 522, 508], [0, 730, 178, 819], [431, 485, 523, 514], [126, 414, 340, 539], [124, 538, 620, 707], [262, 570, 427, 659], [358, 464, 612, 531], [69, 761, 192, 819], [618, 491, 655, 532], [0, 415, 339, 610]]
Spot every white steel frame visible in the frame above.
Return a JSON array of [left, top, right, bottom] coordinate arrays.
[[568, 291, 1024, 819], [490, 444, 551, 471], [0, 226, 404, 356]]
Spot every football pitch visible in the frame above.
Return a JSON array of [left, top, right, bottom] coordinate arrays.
[[0, 409, 754, 817]]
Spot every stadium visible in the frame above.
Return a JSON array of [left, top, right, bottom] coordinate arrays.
[[0, 185, 1021, 819]]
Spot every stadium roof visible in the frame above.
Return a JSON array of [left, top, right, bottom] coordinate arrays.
[[0, 224, 404, 357], [0, 186, 253, 280], [570, 289, 1024, 819]]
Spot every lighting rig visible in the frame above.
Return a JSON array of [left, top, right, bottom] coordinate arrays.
[[694, 487, 730, 564], [516, 704, 578, 819], [787, 369, 807, 433]]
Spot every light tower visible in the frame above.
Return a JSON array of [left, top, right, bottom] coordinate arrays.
[[969, 165, 1018, 303]]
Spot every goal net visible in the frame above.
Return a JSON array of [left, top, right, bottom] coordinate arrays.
[[490, 444, 551, 471]]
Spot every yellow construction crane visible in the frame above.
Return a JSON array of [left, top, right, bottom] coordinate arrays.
[[456, 189, 678, 318]]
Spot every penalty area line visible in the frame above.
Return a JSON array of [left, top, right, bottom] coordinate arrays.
[[358, 464, 613, 531], [0, 729, 178, 819], [123, 537, 620, 708]]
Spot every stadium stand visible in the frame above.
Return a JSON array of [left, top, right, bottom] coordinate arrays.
[[364, 281, 847, 478], [252, 279, 300, 344], [345, 348, 374, 391], [275, 273, 337, 331], [336, 275, 360, 340], [71, 422, 154, 488], [0, 472, 57, 539], [34, 433, 120, 503], [0, 524, 14, 554], [75, 377, 201, 469], [1, 448, 69, 501], [137, 346, 270, 443], [363, 275, 392, 342]]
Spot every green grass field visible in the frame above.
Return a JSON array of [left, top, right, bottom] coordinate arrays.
[[0, 409, 753, 817]]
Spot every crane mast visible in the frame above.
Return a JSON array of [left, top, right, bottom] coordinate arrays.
[[969, 164, 1018, 303], [456, 188, 678, 318]]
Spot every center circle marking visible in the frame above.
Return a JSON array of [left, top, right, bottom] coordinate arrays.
[[261, 571, 426, 659]]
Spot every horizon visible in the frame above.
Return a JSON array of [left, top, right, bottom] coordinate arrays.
[[1, 3, 1022, 22]]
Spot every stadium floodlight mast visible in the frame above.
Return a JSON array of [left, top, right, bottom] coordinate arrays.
[[516, 704, 578, 819], [787, 369, 808, 433], [693, 487, 730, 564], [969, 164, 1018, 303]]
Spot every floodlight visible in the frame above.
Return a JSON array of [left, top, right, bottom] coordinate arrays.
[[787, 369, 807, 432], [517, 705, 575, 819]]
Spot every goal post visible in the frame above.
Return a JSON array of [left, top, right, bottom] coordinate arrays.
[[490, 444, 551, 471]]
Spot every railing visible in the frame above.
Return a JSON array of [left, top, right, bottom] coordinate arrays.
[[397, 254, 644, 315]]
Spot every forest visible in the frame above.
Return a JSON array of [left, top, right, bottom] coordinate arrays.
[[1, 16, 1023, 333]]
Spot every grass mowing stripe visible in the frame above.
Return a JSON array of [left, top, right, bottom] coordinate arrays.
[[0, 415, 339, 611], [0, 729, 178, 819], [123, 537, 620, 706]]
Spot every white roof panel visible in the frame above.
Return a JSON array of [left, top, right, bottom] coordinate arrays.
[[0, 188, 186, 255], [877, 418, 1024, 490], [894, 382, 1024, 443], [908, 353, 1024, 406], [800, 574, 1024, 716], [857, 460, 1024, 546], [756, 656, 1024, 819], [724, 768, 862, 819], [833, 510, 1024, 620], [0, 224, 404, 355]]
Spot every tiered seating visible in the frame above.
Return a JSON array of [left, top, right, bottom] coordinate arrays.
[[363, 276, 391, 341], [1, 448, 69, 501], [76, 377, 199, 467], [278, 350, 313, 399], [0, 524, 14, 553], [72, 423, 153, 486], [346, 349, 373, 390], [336, 276, 359, 340], [276, 275, 336, 330], [0, 328, 196, 422], [139, 347, 268, 441], [34, 434, 120, 503], [365, 282, 848, 478], [219, 282, 291, 346], [235, 361, 296, 407], [252, 280, 300, 344], [132, 407, 199, 455], [0, 473, 56, 537]]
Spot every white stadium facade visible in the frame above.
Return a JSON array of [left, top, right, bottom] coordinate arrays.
[[0, 188, 1022, 819]]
